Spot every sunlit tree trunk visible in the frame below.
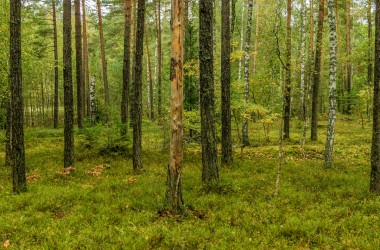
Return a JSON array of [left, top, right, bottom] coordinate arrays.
[[242, 0, 253, 146], [132, 0, 145, 171], [75, 0, 83, 128], [166, 0, 184, 211], [311, 0, 325, 141], [121, 0, 132, 135], [221, 0, 233, 164], [200, 0, 219, 183], [371, 0, 380, 193], [10, 0, 26, 193], [283, 0, 292, 139], [52, 0, 59, 129], [63, 0, 74, 169], [325, 0, 338, 168]]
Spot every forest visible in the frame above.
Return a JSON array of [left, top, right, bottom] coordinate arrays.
[[1, 0, 380, 248]]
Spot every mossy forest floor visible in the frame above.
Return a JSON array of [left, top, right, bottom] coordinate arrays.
[[0, 117, 379, 249]]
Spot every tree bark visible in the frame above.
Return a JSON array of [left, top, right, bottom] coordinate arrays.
[[283, 0, 292, 139], [132, 0, 145, 171], [299, 0, 306, 121], [200, 0, 219, 183], [371, 0, 380, 193], [145, 22, 154, 120], [82, 0, 90, 117], [90, 77, 96, 124], [242, 0, 253, 146], [63, 0, 74, 169], [10, 0, 26, 193], [311, 0, 325, 141], [53, 0, 59, 129], [75, 0, 83, 128], [368, 0, 373, 87], [346, 0, 352, 114], [121, 0, 132, 135], [238, 0, 245, 83], [221, 0, 233, 164], [156, 0, 162, 117], [96, 0, 110, 113], [325, 0, 338, 168], [166, 0, 184, 211]]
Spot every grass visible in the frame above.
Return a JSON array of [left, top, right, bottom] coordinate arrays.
[[0, 117, 379, 249]]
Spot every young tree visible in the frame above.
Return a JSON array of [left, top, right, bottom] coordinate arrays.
[[325, 0, 338, 168], [132, 0, 145, 171], [96, 0, 110, 112], [311, 0, 325, 141], [166, 0, 184, 211], [63, 0, 74, 168], [75, 0, 83, 128], [52, 0, 59, 129], [242, 0, 253, 146], [121, 0, 132, 135], [200, 0, 219, 183], [283, 0, 292, 139], [10, 0, 27, 193], [371, 0, 380, 193], [221, 0, 233, 164]]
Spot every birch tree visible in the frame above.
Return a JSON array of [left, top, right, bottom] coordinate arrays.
[[325, 0, 338, 168], [299, 0, 306, 121]]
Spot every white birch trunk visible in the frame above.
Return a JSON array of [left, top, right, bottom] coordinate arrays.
[[90, 77, 96, 124], [238, 0, 245, 83], [325, 0, 338, 167], [300, 0, 306, 120]]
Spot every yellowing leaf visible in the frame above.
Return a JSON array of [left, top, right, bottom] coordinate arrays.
[[3, 240, 10, 248]]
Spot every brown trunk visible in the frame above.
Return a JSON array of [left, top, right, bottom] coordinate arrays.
[[132, 0, 146, 171], [53, 0, 59, 129], [82, 0, 90, 117], [63, 0, 74, 168], [75, 0, 83, 128], [130, 0, 137, 127], [145, 22, 154, 120], [156, 0, 163, 117], [166, 0, 184, 211], [311, 0, 325, 141], [283, 0, 292, 139], [371, 0, 380, 193], [96, 0, 110, 111], [10, 0, 27, 193], [121, 0, 132, 135]]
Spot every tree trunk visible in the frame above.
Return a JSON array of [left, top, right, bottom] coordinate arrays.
[[63, 0, 74, 169], [221, 0, 233, 164], [325, 0, 338, 168], [145, 22, 154, 120], [132, 0, 145, 171], [53, 0, 59, 129], [75, 0, 83, 128], [299, 0, 306, 121], [200, 0, 219, 183], [121, 0, 132, 136], [238, 0, 245, 83], [371, 0, 380, 193], [166, 0, 184, 211], [82, 0, 90, 117], [156, 0, 162, 117], [130, 0, 137, 127], [311, 0, 325, 141], [368, 0, 373, 88], [371, 0, 380, 191], [96, 0, 110, 113], [252, 0, 259, 76], [346, 0, 352, 114], [10, 0, 26, 193], [242, 0, 253, 146], [283, 0, 292, 140]]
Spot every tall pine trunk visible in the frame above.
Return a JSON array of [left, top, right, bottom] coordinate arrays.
[[311, 0, 325, 141], [96, 0, 110, 113], [121, 0, 132, 135], [283, 0, 292, 139], [221, 0, 233, 164], [371, 0, 380, 193], [156, 0, 162, 117], [145, 23, 154, 120], [200, 0, 219, 183], [52, 0, 59, 129], [63, 0, 74, 168], [325, 0, 338, 168], [10, 0, 26, 192], [242, 0, 253, 146], [75, 0, 83, 128], [166, 0, 184, 211], [132, 0, 145, 171], [82, 0, 90, 117]]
